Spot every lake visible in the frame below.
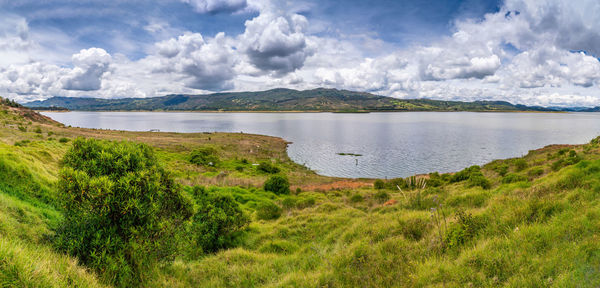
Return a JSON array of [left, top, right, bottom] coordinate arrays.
[[42, 111, 600, 179]]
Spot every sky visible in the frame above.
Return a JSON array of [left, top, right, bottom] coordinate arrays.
[[1, 0, 600, 107]]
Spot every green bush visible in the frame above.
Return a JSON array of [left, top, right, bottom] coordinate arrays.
[[257, 161, 280, 174], [528, 167, 544, 177], [398, 218, 429, 241], [373, 190, 390, 203], [281, 196, 298, 210], [493, 164, 509, 176], [54, 138, 193, 287], [467, 174, 491, 189], [502, 173, 528, 184], [14, 140, 30, 147], [444, 210, 483, 250], [513, 159, 528, 171], [263, 175, 290, 195], [189, 186, 249, 253], [373, 179, 385, 189], [350, 194, 364, 203], [189, 147, 219, 167], [450, 165, 480, 183], [58, 137, 69, 143], [256, 201, 282, 220], [34, 127, 42, 134]]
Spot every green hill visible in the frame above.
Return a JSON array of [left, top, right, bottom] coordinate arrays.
[[3, 97, 600, 287], [24, 88, 551, 112]]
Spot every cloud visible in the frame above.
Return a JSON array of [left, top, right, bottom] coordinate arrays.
[[62, 48, 112, 91], [151, 32, 237, 90], [182, 0, 248, 14], [240, 13, 313, 76]]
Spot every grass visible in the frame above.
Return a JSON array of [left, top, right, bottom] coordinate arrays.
[[2, 101, 600, 287]]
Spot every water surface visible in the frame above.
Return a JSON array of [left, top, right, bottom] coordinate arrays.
[[42, 111, 600, 178]]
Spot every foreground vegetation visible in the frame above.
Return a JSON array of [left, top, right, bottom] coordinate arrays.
[[2, 99, 600, 287]]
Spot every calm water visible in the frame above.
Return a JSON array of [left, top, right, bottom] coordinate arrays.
[[42, 111, 600, 178]]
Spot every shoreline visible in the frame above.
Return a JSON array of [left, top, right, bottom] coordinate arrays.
[[38, 109, 569, 113]]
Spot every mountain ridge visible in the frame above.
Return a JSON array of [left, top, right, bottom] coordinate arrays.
[[24, 88, 556, 112]]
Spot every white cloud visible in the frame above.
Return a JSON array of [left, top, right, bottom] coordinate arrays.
[[182, 0, 248, 14], [151, 32, 238, 90], [62, 48, 112, 91], [240, 12, 313, 76]]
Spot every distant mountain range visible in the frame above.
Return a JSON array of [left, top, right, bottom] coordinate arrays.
[[23, 88, 582, 112]]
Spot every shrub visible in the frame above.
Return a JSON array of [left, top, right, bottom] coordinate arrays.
[[373, 190, 390, 204], [281, 196, 298, 210], [450, 166, 480, 183], [256, 201, 282, 220], [467, 174, 491, 189], [502, 173, 528, 184], [47, 131, 54, 136], [54, 138, 193, 287], [257, 161, 280, 174], [189, 147, 219, 167], [17, 125, 26, 132], [189, 186, 249, 253], [34, 127, 42, 134], [263, 175, 290, 195], [58, 137, 69, 143], [528, 167, 544, 177], [14, 140, 30, 147], [493, 164, 509, 176], [444, 210, 482, 250], [398, 218, 429, 241], [373, 179, 385, 189], [513, 159, 528, 171], [350, 194, 364, 203]]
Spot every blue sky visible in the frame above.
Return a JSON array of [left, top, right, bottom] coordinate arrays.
[[1, 0, 600, 107]]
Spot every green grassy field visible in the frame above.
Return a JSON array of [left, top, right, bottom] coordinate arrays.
[[1, 101, 600, 287]]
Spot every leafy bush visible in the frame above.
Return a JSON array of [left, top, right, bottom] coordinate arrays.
[[189, 186, 249, 253], [467, 174, 491, 189], [256, 201, 282, 220], [513, 159, 528, 171], [17, 125, 26, 132], [373, 190, 390, 203], [189, 147, 219, 167], [493, 164, 509, 176], [257, 161, 280, 174], [54, 138, 193, 287], [264, 175, 290, 195], [452, 166, 490, 189], [281, 196, 297, 210], [444, 210, 483, 250], [34, 127, 42, 134], [398, 218, 429, 241], [450, 165, 480, 183], [14, 140, 30, 147], [350, 194, 364, 203], [502, 173, 528, 184], [528, 167, 544, 177], [373, 179, 385, 189], [58, 137, 69, 143]]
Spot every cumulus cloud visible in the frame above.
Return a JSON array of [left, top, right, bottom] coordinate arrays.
[[151, 32, 237, 90], [240, 13, 312, 76], [182, 0, 248, 14], [62, 48, 112, 91]]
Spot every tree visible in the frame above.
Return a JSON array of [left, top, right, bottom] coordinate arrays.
[[264, 175, 290, 195], [55, 138, 193, 287]]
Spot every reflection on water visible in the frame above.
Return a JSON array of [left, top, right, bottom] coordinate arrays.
[[42, 111, 600, 178]]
